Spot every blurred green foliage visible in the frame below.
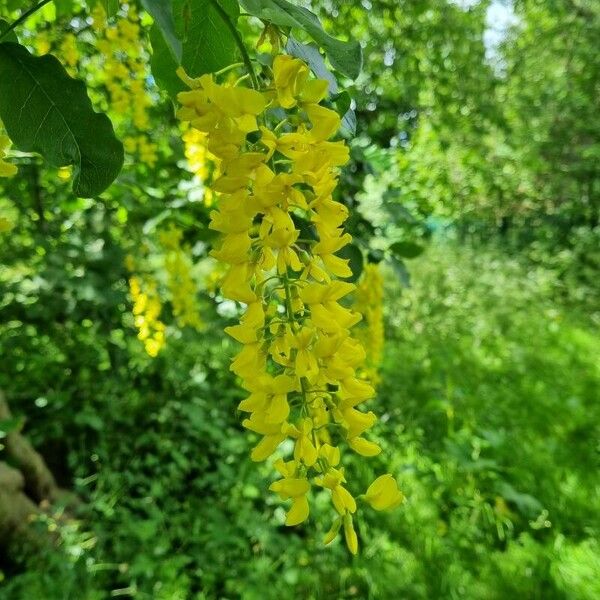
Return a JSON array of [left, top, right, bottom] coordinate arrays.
[[2, 239, 599, 598]]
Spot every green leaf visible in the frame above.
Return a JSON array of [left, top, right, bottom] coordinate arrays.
[[0, 416, 24, 438], [239, 0, 362, 79], [142, 0, 182, 62], [0, 19, 18, 43], [0, 43, 123, 197], [149, 23, 186, 99], [54, 0, 77, 17], [337, 243, 363, 283], [174, 0, 239, 77], [390, 256, 411, 286], [102, 0, 120, 17], [150, 0, 240, 96], [333, 90, 356, 137], [389, 241, 425, 259]]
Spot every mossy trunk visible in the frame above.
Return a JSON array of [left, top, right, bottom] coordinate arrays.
[[0, 390, 70, 557]]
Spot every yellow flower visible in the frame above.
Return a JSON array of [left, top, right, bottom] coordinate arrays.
[[364, 474, 404, 511], [59, 33, 79, 69], [293, 326, 319, 380], [0, 135, 17, 178], [272, 55, 310, 108], [285, 418, 318, 467], [269, 459, 310, 525], [242, 414, 287, 462], [160, 226, 203, 330], [129, 275, 166, 357], [323, 516, 342, 545], [237, 373, 295, 424], [91, 5, 154, 162], [272, 55, 329, 109], [343, 513, 358, 555], [348, 436, 381, 457], [354, 264, 385, 386]]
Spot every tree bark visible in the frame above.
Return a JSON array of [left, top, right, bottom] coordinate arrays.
[[0, 390, 60, 503], [0, 390, 73, 558]]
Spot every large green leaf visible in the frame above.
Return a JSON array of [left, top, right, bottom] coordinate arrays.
[[149, 23, 186, 99], [0, 43, 123, 197], [389, 241, 425, 259], [175, 0, 239, 76], [0, 18, 18, 43], [150, 0, 239, 96], [142, 0, 182, 62], [101, 0, 119, 17], [240, 0, 362, 79], [54, 0, 78, 17]]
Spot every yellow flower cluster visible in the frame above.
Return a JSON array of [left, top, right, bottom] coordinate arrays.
[[159, 226, 203, 330], [31, 28, 78, 76], [59, 33, 79, 69], [0, 133, 17, 178], [91, 3, 158, 167], [204, 260, 227, 296], [32, 31, 51, 55], [182, 128, 215, 205], [177, 55, 403, 553], [354, 263, 385, 387], [128, 275, 166, 357]]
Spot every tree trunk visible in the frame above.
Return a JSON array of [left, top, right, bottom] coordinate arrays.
[[0, 390, 72, 558]]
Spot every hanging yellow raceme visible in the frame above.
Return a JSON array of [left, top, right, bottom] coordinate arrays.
[[128, 274, 166, 357], [176, 54, 403, 554], [91, 3, 158, 166], [354, 263, 385, 387], [182, 127, 215, 206], [159, 225, 203, 330], [31, 25, 79, 74]]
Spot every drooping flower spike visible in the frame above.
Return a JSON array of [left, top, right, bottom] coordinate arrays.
[[354, 263, 385, 387], [176, 54, 404, 553]]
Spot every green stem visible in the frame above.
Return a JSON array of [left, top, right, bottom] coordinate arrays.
[[281, 274, 298, 332], [0, 0, 54, 41], [214, 61, 244, 76], [208, 0, 259, 90]]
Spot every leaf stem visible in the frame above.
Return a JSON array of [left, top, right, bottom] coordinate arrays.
[[0, 0, 54, 42], [208, 0, 259, 90]]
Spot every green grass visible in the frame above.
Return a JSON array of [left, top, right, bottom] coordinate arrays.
[[375, 241, 600, 599]]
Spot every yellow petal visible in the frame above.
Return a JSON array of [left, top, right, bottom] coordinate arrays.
[[250, 433, 284, 461], [270, 477, 310, 498], [343, 513, 358, 555], [286, 496, 310, 526], [348, 436, 382, 457], [323, 516, 342, 545], [365, 474, 405, 511]]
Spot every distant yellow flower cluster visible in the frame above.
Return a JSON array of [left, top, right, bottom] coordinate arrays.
[[159, 225, 203, 330], [32, 30, 79, 75], [354, 263, 385, 386], [177, 55, 403, 553], [91, 3, 158, 167], [128, 275, 166, 357], [59, 32, 79, 69], [182, 128, 215, 205]]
